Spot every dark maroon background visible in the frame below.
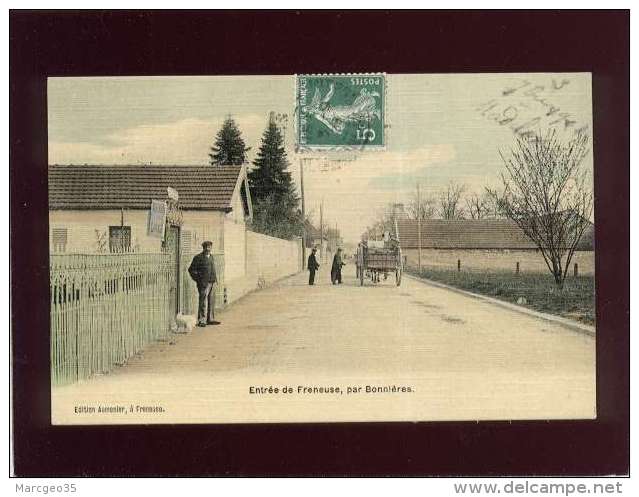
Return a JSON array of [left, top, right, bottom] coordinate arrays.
[[10, 10, 629, 476]]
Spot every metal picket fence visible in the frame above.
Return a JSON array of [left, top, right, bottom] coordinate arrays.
[[50, 252, 176, 385]]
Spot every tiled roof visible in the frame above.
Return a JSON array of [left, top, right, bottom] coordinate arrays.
[[397, 219, 594, 250], [48, 164, 243, 211]]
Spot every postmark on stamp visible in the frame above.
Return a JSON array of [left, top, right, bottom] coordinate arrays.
[[296, 74, 385, 150]]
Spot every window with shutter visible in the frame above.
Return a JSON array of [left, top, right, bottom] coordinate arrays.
[[52, 228, 68, 253], [181, 230, 193, 254], [109, 226, 131, 252]]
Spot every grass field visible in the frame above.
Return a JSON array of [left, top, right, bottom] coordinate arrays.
[[406, 266, 595, 326]]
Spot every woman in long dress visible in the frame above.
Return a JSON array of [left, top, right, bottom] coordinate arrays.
[[331, 248, 345, 285]]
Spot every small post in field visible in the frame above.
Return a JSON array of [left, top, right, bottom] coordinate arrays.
[[457, 259, 461, 272], [516, 261, 520, 274], [574, 262, 578, 277]]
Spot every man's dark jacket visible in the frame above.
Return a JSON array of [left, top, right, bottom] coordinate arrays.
[[307, 253, 320, 271], [188, 252, 217, 287]]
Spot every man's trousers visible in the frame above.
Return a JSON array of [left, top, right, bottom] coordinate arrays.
[[197, 283, 214, 323]]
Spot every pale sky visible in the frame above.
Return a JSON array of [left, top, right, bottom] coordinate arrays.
[[48, 73, 593, 243]]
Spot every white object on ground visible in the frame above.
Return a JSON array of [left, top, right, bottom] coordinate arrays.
[[175, 313, 197, 333]]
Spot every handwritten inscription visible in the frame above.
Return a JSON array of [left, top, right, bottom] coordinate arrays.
[[477, 78, 589, 138]]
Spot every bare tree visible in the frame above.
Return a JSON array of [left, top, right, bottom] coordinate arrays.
[[482, 189, 508, 219], [364, 202, 402, 240], [465, 190, 506, 219], [406, 191, 437, 221], [465, 192, 489, 219], [488, 129, 593, 288], [438, 182, 466, 219]]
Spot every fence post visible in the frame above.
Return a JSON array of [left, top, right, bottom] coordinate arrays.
[[574, 262, 578, 277]]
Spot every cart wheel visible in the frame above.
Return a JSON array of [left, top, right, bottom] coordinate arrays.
[[396, 267, 402, 286]]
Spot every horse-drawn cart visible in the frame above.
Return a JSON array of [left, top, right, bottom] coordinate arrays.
[[356, 222, 403, 287]]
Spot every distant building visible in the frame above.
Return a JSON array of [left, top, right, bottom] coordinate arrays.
[[397, 218, 594, 274], [325, 227, 343, 253], [303, 220, 326, 249]]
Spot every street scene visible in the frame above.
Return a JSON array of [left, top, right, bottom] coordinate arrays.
[[48, 73, 596, 423], [52, 263, 594, 424]]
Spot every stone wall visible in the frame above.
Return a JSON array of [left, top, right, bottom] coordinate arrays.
[[403, 248, 595, 275]]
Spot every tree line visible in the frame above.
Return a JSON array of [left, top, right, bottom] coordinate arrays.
[[209, 114, 304, 240], [406, 182, 506, 222], [363, 182, 506, 241]]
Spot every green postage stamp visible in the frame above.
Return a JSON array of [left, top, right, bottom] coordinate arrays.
[[296, 74, 385, 150]]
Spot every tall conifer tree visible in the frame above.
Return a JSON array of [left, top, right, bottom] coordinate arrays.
[[209, 115, 250, 166], [248, 114, 303, 239]]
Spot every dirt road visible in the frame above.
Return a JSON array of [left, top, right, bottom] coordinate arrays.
[[52, 264, 595, 424]]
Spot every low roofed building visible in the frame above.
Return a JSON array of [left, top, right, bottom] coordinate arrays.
[[397, 218, 594, 251], [396, 218, 594, 274], [48, 163, 303, 306], [48, 164, 255, 307], [49, 164, 251, 214]]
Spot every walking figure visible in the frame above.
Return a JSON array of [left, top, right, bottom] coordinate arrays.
[[331, 248, 345, 284], [188, 241, 220, 327], [307, 247, 320, 285]]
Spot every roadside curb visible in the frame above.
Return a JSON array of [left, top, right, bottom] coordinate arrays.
[[404, 273, 595, 337]]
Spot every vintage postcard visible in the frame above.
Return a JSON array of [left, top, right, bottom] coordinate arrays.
[[48, 73, 595, 424]]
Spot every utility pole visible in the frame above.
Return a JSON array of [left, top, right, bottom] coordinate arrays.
[[320, 200, 324, 263], [300, 158, 306, 269], [120, 207, 125, 252], [417, 183, 422, 271]]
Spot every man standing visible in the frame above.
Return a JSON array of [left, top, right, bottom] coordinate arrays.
[[307, 246, 320, 285], [188, 241, 220, 327]]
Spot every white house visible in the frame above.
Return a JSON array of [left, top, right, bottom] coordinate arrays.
[[48, 164, 302, 306], [50, 162, 249, 261]]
